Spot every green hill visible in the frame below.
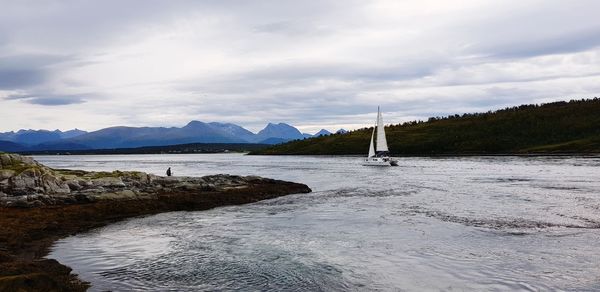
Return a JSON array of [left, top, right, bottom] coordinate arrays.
[[251, 98, 600, 155]]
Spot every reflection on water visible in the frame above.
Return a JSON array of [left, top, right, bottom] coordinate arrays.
[[40, 154, 600, 291]]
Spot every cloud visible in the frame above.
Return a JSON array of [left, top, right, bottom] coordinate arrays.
[[6, 93, 86, 106], [0, 54, 72, 90], [0, 0, 599, 132], [27, 96, 86, 106], [480, 28, 600, 59], [0, 69, 45, 89]]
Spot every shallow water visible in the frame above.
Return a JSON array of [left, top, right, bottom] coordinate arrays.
[[40, 154, 600, 291]]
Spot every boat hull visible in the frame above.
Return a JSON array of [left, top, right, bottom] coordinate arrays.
[[362, 157, 398, 166]]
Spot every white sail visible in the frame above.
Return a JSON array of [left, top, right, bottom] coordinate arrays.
[[376, 106, 388, 152], [368, 126, 375, 158], [362, 106, 398, 166]]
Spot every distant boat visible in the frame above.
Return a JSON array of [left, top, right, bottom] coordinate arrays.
[[363, 107, 398, 166]]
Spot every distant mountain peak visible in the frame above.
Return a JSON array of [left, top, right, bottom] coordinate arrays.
[[60, 129, 88, 139], [264, 122, 293, 128], [315, 129, 332, 136], [185, 120, 206, 127], [255, 122, 303, 144]]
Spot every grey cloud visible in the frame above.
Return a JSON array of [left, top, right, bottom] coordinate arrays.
[[27, 96, 86, 106], [0, 1, 192, 50], [0, 1, 345, 50], [4, 94, 35, 101], [0, 54, 73, 89], [426, 71, 600, 89], [0, 54, 72, 70], [448, 1, 600, 59], [247, 62, 436, 82], [178, 60, 440, 98], [173, 52, 599, 129], [6, 93, 86, 106], [0, 32, 7, 47], [254, 21, 307, 35], [253, 21, 334, 37], [1, 1, 600, 132], [485, 29, 600, 59], [0, 69, 45, 89]]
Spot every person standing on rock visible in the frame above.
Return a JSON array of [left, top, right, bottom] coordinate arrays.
[[166, 167, 172, 177]]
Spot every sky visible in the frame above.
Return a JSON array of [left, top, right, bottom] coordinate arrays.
[[1, 0, 599, 134]]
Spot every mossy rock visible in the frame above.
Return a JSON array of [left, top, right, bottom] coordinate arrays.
[[0, 170, 16, 180], [89, 170, 125, 179], [54, 169, 89, 177], [0, 162, 42, 175], [0, 154, 43, 175]]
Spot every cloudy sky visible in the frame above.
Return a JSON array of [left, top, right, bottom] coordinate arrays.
[[1, 0, 599, 133]]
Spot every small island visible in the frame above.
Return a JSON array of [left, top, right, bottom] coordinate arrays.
[[0, 153, 311, 291]]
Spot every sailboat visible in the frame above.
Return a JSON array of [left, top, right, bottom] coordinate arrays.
[[362, 106, 399, 166]]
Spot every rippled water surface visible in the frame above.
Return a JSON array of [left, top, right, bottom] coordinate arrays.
[[39, 154, 600, 291]]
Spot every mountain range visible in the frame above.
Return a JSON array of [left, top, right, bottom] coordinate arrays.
[[0, 122, 346, 152]]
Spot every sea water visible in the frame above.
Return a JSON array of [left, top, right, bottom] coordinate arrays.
[[40, 154, 600, 291]]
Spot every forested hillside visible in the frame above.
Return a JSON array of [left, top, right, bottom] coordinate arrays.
[[252, 99, 600, 155]]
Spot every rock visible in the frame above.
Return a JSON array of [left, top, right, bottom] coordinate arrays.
[[0, 154, 13, 167], [146, 174, 159, 183], [245, 175, 263, 181], [41, 176, 70, 194], [9, 173, 37, 193], [19, 156, 37, 166], [0, 153, 309, 208], [0, 153, 39, 169], [92, 190, 137, 201], [66, 180, 82, 191], [0, 170, 15, 180], [174, 182, 196, 191], [81, 180, 94, 187], [3, 196, 30, 208], [90, 177, 126, 188], [77, 187, 106, 195], [151, 177, 183, 186], [73, 193, 94, 203]]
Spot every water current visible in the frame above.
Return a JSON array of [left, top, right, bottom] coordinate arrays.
[[39, 154, 600, 291]]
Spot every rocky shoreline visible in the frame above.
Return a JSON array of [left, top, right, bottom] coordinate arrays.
[[0, 153, 311, 291]]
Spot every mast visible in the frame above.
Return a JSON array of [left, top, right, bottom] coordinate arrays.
[[367, 126, 375, 158], [376, 106, 388, 152]]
